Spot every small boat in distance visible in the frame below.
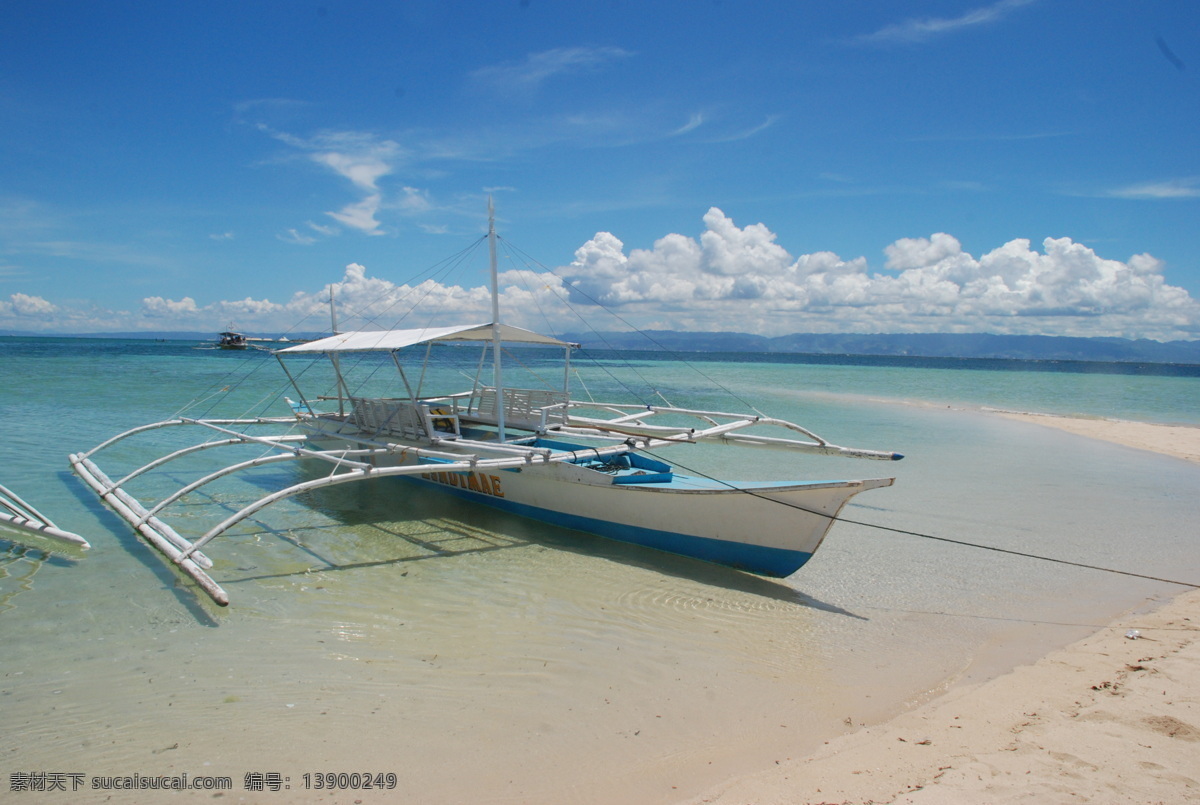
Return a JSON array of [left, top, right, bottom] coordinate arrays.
[[216, 330, 248, 349], [71, 200, 902, 606]]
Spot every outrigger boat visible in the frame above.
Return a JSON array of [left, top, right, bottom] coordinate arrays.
[[70, 201, 901, 606], [216, 330, 248, 349]]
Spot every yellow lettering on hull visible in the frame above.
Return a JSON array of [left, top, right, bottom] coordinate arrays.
[[419, 470, 505, 498]]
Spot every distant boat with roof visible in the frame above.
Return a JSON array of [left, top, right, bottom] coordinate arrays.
[[216, 329, 248, 349]]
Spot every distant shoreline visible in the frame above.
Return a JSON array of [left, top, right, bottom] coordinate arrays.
[[4, 329, 1200, 365], [4, 333, 1199, 376]]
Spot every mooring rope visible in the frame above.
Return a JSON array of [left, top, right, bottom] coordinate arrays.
[[643, 448, 1200, 589]]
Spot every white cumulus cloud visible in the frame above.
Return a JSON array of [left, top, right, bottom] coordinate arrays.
[[556, 208, 1200, 340], [142, 296, 200, 316], [5, 211, 1198, 342], [2, 292, 58, 316]]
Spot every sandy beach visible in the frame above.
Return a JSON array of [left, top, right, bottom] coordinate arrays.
[[688, 414, 1200, 805]]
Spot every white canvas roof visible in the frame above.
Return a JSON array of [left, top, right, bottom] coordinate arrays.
[[275, 322, 577, 354]]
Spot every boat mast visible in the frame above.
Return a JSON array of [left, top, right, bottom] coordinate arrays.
[[488, 196, 506, 442], [329, 286, 347, 417]]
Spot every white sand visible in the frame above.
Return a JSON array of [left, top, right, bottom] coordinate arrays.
[[685, 413, 1200, 805], [687, 588, 1200, 804]]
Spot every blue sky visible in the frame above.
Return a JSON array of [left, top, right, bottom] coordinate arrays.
[[2, 0, 1198, 340]]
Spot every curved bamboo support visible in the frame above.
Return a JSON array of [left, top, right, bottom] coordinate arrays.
[[78, 419, 185, 459], [77, 417, 298, 461], [139, 446, 386, 524], [179, 418, 372, 470], [106, 435, 307, 493], [180, 460, 473, 560]]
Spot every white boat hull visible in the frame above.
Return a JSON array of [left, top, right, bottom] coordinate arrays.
[[310, 432, 892, 577], [412, 467, 889, 576]]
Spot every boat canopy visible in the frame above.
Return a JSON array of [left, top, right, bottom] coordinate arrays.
[[274, 322, 578, 355]]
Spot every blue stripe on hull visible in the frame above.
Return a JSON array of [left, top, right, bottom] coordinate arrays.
[[401, 476, 812, 578]]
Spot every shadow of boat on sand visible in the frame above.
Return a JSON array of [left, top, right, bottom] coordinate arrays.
[[222, 472, 864, 620]]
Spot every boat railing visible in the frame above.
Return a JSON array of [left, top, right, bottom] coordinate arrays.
[[551, 401, 904, 461], [348, 396, 461, 439], [456, 387, 569, 432]]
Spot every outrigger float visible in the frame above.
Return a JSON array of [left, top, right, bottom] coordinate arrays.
[[0, 483, 90, 549], [71, 201, 902, 606]]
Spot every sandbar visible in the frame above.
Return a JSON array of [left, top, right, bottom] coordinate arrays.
[[992, 411, 1200, 464]]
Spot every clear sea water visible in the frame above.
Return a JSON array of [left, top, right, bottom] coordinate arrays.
[[2, 336, 1198, 803]]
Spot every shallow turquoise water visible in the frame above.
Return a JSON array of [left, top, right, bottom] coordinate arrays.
[[1, 337, 1197, 803]]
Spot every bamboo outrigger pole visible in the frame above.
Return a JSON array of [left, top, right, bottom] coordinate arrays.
[[0, 483, 90, 548]]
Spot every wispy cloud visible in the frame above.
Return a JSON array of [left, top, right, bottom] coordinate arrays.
[[1106, 178, 1200, 199], [857, 0, 1037, 45], [907, 129, 1072, 143], [470, 46, 633, 96], [234, 98, 313, 118], [19, 240, 171, 267], [262, 128, 407, 236], [706, 115, 780, 143], [672, 113, 705, 136], [278, 228, 317, 246], [306, 220, 339, 237], [268, 129, 405, 192], [277, 220, 345, 245], [327, 194, 385, 234], [0, 196, 60, 237]]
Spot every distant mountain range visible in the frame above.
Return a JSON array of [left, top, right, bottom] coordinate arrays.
[[557, 331, 1200, 364], [5, 329, 1200, 364]]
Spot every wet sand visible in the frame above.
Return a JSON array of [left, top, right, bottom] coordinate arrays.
[[688, 414, 1200, 804]]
